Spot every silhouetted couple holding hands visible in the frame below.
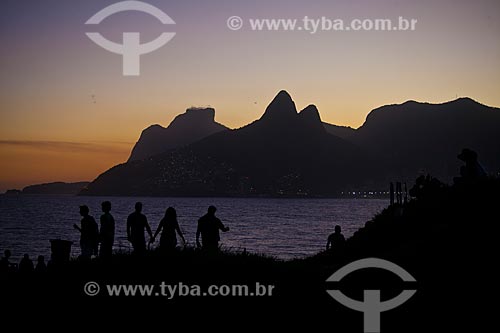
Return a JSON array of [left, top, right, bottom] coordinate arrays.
[[126, 203, 229, 254], [126, 202, 187, 254]]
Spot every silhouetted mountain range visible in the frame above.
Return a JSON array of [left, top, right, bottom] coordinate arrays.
[[128, 107, 228, 161], [351, 98, 500, 182], [82, 92, 500, 196]]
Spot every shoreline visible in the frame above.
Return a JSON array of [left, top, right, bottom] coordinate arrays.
[[1, 177, 498, 331]]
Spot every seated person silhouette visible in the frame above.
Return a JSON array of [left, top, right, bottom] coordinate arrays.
[[35, 255, 47, 274], [127, 202, 153, 254], [454, 148, 487, 184], [153, 207, 186, 252], [0, 250, 13, 274], [196, 206, 229, 252], [19, 254, 34, 274], [327, 225, 346, 251], [74, 205, 99, 259]]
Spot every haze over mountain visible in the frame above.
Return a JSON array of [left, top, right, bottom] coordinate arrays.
[[322, 123, 355, 139], [82, 92, 500, 196], [128, 107, 228, 161]]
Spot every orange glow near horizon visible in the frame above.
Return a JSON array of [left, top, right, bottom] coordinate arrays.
[[0, 141, 132, 190], [1, 0, 500, 191]]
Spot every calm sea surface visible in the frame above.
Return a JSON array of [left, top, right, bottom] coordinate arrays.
[[0, 195, 387, 261]]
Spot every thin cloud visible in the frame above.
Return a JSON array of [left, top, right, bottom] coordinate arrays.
[[0, 140, 133, 154]]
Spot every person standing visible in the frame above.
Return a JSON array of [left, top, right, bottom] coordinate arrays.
[[74, 205, 99, 259], [19, 254, 34, 274], [326, 225, 346, 251], [35, 255, 47, 274], [153, 207, 186, 252], [99, 201, 115, 258], [196, 206, 229, 252], [127, 202, 153, 254]]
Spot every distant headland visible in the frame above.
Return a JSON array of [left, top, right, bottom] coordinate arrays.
[[3, 181, 90, 195]]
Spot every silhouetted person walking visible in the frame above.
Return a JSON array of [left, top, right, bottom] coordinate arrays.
[[327, 225, 346, 251], [19, 254, 34, 274], [74, 205, 99, 260], [196, 206, 229, 252], [153, 207, 186, 252], [99, 201, 115, 258], [35, 255, 47, 274], [127, 202, 153, 254]]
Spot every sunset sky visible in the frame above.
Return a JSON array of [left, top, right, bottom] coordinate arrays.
[[1, 0, 499, 191]]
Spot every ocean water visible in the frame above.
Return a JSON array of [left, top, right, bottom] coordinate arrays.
[[0, 195, 387, 261]]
